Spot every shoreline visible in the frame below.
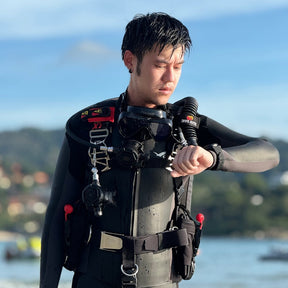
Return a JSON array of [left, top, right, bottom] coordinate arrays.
[[0, 230, 23, 242]]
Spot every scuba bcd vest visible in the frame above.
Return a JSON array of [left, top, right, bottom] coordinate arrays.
[[63, 93, 203, 287]]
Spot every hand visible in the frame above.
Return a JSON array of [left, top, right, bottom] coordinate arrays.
[[170, 145, 214, 177]]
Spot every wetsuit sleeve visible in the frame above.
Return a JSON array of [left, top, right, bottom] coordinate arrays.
[[197, 116, 280, 172], [40, 136, 88, 288]]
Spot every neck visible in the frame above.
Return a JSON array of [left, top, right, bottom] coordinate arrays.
[[126, 87, 157, 108]]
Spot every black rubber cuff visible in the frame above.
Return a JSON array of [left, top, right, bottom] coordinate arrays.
[[204, 143, 223, 170]]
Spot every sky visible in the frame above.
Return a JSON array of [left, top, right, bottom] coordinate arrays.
[[1, 0, 288, 140]]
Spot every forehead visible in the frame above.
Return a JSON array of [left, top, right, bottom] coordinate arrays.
[[145, 44, 185, 62]]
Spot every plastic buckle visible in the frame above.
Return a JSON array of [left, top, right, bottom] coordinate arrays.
[[100, 231, 123, 251]]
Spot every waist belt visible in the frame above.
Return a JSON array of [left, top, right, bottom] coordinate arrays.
[[98, 228, 188, 253], [93, 229, 188, 288]]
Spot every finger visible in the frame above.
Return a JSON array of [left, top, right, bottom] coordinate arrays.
[[174, 146, 195, 170], [170, 164, 200, 177], [170, 169, 182, 178]]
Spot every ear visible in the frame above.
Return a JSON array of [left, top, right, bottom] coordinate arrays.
[[123, 50, 136, 73]]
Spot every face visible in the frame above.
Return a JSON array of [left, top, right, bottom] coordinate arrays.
[[125, 45, 185, 108]]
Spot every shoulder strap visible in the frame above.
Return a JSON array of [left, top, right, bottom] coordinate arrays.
[[65, 97, 120, 148], [173, 175, 194, 214]]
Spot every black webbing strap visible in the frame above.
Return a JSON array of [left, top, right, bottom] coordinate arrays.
[[119, 229, 188, 288], [98, 228, 188, 253], [96, 229, 189, 288], [121, 237, 137, 288], [136, 228, 188, 253]]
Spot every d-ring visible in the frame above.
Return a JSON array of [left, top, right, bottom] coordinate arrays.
[[121, 264, 139, 277]]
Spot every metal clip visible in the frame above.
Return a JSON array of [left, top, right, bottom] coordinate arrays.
[[88, 144, 110, 172], [121, 264, 139, 278], [89, 128, 109, 145]]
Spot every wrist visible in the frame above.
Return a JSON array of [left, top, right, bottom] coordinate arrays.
[[207, 150, 217, 169], [204, 143, 223, 170]]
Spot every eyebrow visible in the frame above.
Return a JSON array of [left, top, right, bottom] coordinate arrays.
[[155, 59, 185, 65]]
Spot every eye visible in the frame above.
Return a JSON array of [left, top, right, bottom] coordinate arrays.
[[174, 65, 182, 71], [155, 64, 165, 69]]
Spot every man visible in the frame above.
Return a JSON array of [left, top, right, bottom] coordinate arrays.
[[40, 13, 279, 288]]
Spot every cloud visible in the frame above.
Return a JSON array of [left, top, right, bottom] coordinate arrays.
[[1, 0, 288, 39], [59, 40, 118, 66]]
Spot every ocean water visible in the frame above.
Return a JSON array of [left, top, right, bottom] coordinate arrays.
[[0, 238, 287, 288], [183, 238, 288, 288]]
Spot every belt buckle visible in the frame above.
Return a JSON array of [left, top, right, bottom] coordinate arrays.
[[100, 231, 123, 251]]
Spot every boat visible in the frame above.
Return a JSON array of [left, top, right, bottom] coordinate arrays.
[[4, 236, 41, 261], [259, 247, 288, 261]]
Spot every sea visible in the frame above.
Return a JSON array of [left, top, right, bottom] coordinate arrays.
[[0, 237, 287, 288]]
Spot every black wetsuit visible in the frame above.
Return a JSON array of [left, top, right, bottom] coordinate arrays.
[[40, 95, 279, 288]]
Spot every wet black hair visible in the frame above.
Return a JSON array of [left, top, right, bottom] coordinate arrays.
[[121, 12, 192, 63]]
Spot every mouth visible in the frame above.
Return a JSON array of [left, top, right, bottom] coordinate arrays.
[[159, 87, 173, 95]]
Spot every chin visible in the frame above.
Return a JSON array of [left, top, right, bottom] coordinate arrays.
[[157, 96, 171, 106]]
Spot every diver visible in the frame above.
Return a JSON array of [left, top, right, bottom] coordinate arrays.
[[40, 12, 280, 288]]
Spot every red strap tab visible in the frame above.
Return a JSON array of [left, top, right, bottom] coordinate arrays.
[[81, 107, 115, 123], [64, 204, 74, 221]]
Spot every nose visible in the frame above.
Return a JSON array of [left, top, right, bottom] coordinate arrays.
[[163, 67, 175, 83]]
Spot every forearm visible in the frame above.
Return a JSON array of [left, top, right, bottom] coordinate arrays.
[[197, 116, 279, 173], [40, 137, 87, 287], [40, 139, 70, 287], [209, 139, 279, 172]]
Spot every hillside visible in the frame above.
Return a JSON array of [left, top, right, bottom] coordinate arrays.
[[0, 128, 286, 176], [0, 128, 64, 175], [0, 128, 287, 237]]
